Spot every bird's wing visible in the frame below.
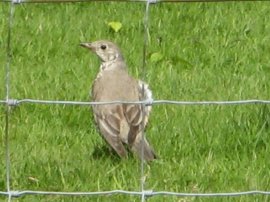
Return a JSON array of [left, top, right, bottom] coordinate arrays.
[[123, 103, 156, 161], [123, 81, 156, 161], [123, 104, 143, 144], [123, 80, 152, 145], [94, 107, 128, 158]]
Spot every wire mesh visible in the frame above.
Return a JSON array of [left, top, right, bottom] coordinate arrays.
[[3, 1, 15, 202], [1, 189, 270, 198], [2, 0, 270, 4], [1, 98, 270, 106], [1, 0, 270, 201]]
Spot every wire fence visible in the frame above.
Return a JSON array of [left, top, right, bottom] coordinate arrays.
[[2, 0, 270, 4], [2, 189, 270, 198], [1, 0, 270, 201], [2, 98, 270, 106]]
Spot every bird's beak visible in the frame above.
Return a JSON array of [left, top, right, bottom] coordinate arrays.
[[80, 42, 93, 50]]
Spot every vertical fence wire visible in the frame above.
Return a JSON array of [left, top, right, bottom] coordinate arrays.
[[140, 0, 152, 201], [5, 1, 15, 202], [2, 0, 270, 201]]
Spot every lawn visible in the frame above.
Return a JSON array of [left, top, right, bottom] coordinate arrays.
[[1, 1, 270, 201]]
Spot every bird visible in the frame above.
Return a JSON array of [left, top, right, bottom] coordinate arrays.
[[80, 40, 156, 161]]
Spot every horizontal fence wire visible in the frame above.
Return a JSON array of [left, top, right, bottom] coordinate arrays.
[[1, 190, 270, 198], [2, 0, 270, 201], [1, 98, 270, 106], [2, 0, 270, 4]]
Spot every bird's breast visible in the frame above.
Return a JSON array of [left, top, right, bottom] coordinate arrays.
[[92, 69, 139, 102]]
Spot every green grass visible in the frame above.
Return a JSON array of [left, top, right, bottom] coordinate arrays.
[[1, 1, 270, 201]]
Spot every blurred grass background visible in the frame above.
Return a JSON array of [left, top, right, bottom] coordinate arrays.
[[1, 1, 270, 201]]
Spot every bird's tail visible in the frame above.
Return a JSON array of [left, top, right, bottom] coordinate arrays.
[[132, 137, 156, 161]]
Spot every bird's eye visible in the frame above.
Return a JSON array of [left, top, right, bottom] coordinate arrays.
[[101, 45, 107, 50]]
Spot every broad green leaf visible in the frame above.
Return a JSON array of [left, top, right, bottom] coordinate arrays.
[[107, 21, 122, 33], [150, 52, 164, 63]]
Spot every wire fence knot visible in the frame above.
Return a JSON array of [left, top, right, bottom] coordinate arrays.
[[144, 98, 154, 106], [6, 99, 18, 106], [147, 0, 158, 4], [12, 0, 22, 4], [9, 191, 20, 198], [142, 190, 154, 197]]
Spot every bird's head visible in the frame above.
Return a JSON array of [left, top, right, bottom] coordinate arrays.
[[80, 40, 124, 63]]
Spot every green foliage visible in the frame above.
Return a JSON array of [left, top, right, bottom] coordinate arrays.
[[107, 21, 122, 33], [1, 2, 270, 202], [150, 52, 163, 63]]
